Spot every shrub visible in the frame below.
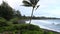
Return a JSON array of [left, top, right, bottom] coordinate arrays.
[[13, 24, 40, 31], [22, 31, 43, 34], [0, 17, 9, 27]]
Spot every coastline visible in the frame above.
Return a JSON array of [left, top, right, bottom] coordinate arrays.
[[41, 28, 60, 34]]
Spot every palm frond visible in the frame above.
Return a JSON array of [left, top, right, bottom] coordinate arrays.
[[35, 5, 40, 10], [22, 4, 32, 7], [29, 0, 39, 5], [35, 0, 39, 5], [23, 1, 32, 6], [29, 0, 35, 4]]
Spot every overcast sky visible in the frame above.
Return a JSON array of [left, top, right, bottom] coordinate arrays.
[[0, 0, 60, 18]]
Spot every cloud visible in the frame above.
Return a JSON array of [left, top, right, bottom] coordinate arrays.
[[4, 0, 23, 9], [0, 0, 2, 4], [0, 0, 60, 18], [40, 0, 56, 8]]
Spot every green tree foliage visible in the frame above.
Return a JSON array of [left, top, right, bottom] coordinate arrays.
[[0, 1, 21, 20], [14, 10, 21, 18], [0, 17, 8, 27], [0, 1, 14, 20], [16, 10, 21, 17]]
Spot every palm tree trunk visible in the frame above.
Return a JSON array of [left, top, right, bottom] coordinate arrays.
[[29, 7, 34, 24]]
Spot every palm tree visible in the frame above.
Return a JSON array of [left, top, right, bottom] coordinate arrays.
[[22, 0, 40, 24]]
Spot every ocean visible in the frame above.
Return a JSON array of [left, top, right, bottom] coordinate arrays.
[[26, 19, 60, 32]]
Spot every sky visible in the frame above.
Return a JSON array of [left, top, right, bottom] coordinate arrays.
[[0, 0, 60, 18]]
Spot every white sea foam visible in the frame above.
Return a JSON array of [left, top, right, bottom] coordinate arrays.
[[26, 19, 60, 32]]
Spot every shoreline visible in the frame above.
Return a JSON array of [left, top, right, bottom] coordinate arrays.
[[41, 28, 60, 33]]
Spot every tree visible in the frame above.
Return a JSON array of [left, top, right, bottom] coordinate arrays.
[[0, 17, 8, 27], [0, 1, 22, 20], [0, 1, 14, 20], [15, 10, 21, 18], [22, 0, 40, 24]]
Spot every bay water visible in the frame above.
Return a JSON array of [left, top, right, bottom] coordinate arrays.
[[26, 19, 60, 32]]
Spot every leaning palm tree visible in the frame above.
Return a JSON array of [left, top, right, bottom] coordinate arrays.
[[22, 0, 40, 24]]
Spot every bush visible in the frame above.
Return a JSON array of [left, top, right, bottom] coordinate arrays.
[[9, 17, 19, 24], [13, 24, 40, 31], [22, 31, 43, 34], [0, 23, 60, 34], [0, 17, 9, 27]]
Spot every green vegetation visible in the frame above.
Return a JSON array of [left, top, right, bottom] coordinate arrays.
[[0, 1, 22, 20], [0, 1, 60, 34]]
